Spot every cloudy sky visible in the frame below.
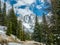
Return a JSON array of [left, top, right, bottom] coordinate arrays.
[[1, 0, 51, 16]]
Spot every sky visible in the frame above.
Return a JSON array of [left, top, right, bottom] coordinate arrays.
[[1, 0, 51, 16]]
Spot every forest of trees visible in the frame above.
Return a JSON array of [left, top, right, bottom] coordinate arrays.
[[0, 1, 27, 41], [0, 0, 60, 45], [32, 0, 60, 45]]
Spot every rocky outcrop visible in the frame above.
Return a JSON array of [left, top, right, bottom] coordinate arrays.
[[0, 34, 21, 43]]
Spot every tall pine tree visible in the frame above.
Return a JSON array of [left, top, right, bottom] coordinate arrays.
[[42, 14, 54, 45], [56, 0, 60, 45], [16, 20, 26, 41], [51, 0, 60, 45], [3, 2, 7, 26], [0, 0, 3, 25], [0, 1, 7, 26], [9, 6, 17, 36], [32, 16, 42, 42], [42, 14, 49, 44], [16, 20, 22, 39], [6, 21, 12, 36]]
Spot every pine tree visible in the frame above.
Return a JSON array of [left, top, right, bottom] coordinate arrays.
[[16, 20, 26, 41], [9, 6, 18, 36], [0, 0, 2, 25], [16, 20, 22, 39], [42, 14, 54, 45], [0, 0, 1, 13], [32, 16, 42, 42], [17, 20, 26, 41], [42, 14, 48, 44], [56, 1, 60, 45], [2, 2, 7, 26], [0, 0, 4, 25], [39, 23, 43, 42], [16, 21, 23, 40], [25, 32, 30, 40], [0, 1, 7, 26], [51, 0, 60, 45], [6, 21, 12, 36], [20, 30, 26, 41]]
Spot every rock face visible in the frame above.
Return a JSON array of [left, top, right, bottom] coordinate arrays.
[[23, 41, 46, 45], [23, 41, 40, 45], [1, 0, 51, 33], [0, 34, 21, 42], [14, 0, 51, 32], [8, 41, 45, 45]]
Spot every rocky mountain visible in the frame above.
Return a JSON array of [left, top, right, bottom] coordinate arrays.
[[1, 0, 51, 33]]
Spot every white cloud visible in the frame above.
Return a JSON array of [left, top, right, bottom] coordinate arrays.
[[14, 0, 35, 7], [41, 0, 44, 2], [36, 5, 42, 9], [20, 0, 35, 5], [14, 0, 26, 7], [15, 7, 34, 16]]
